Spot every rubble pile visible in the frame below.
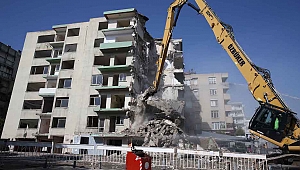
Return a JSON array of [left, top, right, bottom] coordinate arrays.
[[138, 119, 191, 148], [127, 95, 194, 149]]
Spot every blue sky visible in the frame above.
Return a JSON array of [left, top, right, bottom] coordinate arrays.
[[1, 0, 300, 117]]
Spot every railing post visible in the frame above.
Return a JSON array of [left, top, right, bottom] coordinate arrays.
[[51, 141, 54, 154]]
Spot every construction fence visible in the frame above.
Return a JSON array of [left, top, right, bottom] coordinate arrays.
[[0, 141, 268, 169]]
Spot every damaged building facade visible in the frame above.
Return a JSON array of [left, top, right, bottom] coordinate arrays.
[[1, 8, 185, 147]]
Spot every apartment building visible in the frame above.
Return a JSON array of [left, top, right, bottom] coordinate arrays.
[[0, 42, 21, 132], [184, 73, 233, 134], [1, 8, 161, 146], [229, 102, 246, 130]]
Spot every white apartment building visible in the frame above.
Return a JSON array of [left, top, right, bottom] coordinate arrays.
[[229, 102, 246, 130], [1, 8, 156, 146], [184, 73, 233, 134], [1, 8, 184, 148]]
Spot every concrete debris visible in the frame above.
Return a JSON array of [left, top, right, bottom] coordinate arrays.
[[127, 119, 192, 149]]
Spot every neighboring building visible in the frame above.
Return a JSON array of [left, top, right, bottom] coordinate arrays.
[[0, 42, 21, 129], [1, 8, 157, 145], [184, 73, 233, 134], [229, 102, 246, 131], [1, 8, 184, 147], [244, 118, 251, 139]]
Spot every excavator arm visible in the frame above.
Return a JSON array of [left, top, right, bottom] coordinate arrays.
[[142, 0, 187, 100], [143, 0, 300, 153]]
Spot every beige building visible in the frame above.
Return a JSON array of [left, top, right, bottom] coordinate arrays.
[[1, 8, 156, 145], [1, 8, 184, 147], [184, 73, 233, 134]]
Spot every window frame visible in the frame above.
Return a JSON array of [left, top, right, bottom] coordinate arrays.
[[116, 116, 124, 125], [89, 95, 101, 106], [210, 89, 217, 96], [91, 74, 103, 85], [208, 77, 217, 84], [211, 110, 219, 118]]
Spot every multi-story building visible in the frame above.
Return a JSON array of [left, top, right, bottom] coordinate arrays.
[[0, 42, 21, 133], [1, 8, 184, 147], [229, 102, 246, 130], [1, 8, 159, 146], [184, 73, 233, 134]]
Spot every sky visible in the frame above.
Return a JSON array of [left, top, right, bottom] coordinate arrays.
[[1, 0, 300, 118]]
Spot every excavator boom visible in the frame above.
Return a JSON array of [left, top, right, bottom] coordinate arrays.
[[143, 0, 300, 153]]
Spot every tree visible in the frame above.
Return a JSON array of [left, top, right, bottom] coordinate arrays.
[[235, 127, 245, 136]]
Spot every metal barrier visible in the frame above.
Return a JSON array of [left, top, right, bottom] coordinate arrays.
[[0, 141, 268, 169]]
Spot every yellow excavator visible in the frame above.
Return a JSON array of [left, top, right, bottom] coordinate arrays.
[[142, 0, 300, 164]]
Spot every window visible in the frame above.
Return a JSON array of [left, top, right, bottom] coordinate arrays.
[[53, 49, 63, 58], [23, 100, 42, 109], [119, 73, 126, 81], [58, 79, 72, 88], [210, 89, 217, 95], [212, 122, 220, 130], [64, 44, 77, 52], [87, 116, 98, 128], [19, 119, 39, 128], [52, 117, 66, 128], [37, 35, 55, 43], [98, 22, 108, 30], [30, 66, 49, 75], [91, 75, 103, 85], [210, 100, 218, 107], [208, 77, 216, 84], [61, 60, 75, 69], [211, 110, 219, 118], [99, 118, 105, 132], [116, 116, 124, 125], [94, 38, 104, 47], [55, 97, 69, 107], [90, 95, 100, 106], [43, 66, 49, 74], [26, 82, 45, 92], [34, 50, 52, 58], [94, 55, 110, 66], [67, 28, 80, 37]]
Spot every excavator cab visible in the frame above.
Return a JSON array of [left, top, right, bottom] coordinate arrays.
[[249, 103, 296, 143]]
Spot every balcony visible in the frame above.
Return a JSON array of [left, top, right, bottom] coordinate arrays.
[[93, 106, 125, 113], [16, 129, 38, 138], [104, 8, 136, 20], [50, 128, 65, 136], [39, 88, 56, 97], [231, 113, 245, 118], [43, 74, 58, 80], [225, 104, 232, 112], [101, 27, 134, 36], [100, 41, 132, 53], [46, 57, 61, 64], [223, 93, 230, 101], [222, 82, 229, 89], [94, 85, 129, 92], [98, 65, 132, 73], [50, 41, 64, 49], [36, 43, 52, 51], [234, 120, 245, 125]]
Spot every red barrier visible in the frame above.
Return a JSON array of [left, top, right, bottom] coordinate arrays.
[[126, 149, 151, 170]]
